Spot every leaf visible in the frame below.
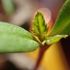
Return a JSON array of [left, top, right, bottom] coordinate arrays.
[[0, 22, 39, 52], [45, 35, 68, 45], [33, 12, 47, 35], [0, 22, 33, 39], [49, 0, 70, 36], [2, 0, 15, 15], [0, 33, 39, 52]]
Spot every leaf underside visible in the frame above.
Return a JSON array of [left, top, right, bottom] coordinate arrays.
[[0, 33, 39, 52], [0, 22, 33, 39], [0, 22, 39, 52]]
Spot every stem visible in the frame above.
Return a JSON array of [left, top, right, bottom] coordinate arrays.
[[34, 44, 49, 70]]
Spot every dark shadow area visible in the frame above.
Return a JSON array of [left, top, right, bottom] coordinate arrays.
[[61, 36, 70, 65], [0, 60, 29, 70]]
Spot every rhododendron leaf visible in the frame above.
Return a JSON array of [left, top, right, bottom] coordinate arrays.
[[0, 22, 39, 52], [45, 35, 68, 45], [50, 0, 70, 36], [33, 12, 47, 35]]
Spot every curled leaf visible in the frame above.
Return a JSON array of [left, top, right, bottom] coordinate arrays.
[[45, 35, 68, 45]]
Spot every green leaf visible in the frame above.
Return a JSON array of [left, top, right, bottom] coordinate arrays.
[[2, 0, 15, 15], [33, 12, 47, 35], [0, 33, 39, 52], [45, 35, 68, 45], [49, 0, 70, 36], [0, 22, 33, 39], [0, 22, 39, 52]]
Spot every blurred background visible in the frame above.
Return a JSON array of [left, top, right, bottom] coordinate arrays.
[[0, 0, 70, 70]]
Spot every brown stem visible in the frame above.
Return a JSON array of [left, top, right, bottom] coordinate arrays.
[[34, 44, 49, 70]]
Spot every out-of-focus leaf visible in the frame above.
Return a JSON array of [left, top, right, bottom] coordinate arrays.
[[33, 12, 47, 35], [45, 35, 68, 45], [2, 0, 15, 15], [0, 22, 39, 52], [0, 33, 39, 52], [0, 22, 33, 39], [49, 0, 70, 36]]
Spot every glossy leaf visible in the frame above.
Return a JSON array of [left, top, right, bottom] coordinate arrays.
[[33, 12, 47, 35], [49, 0, 70, 36], [2, 0, 15, 15], [0, 22, 33, 39], [45, 35, 68, 45], [0, 33, 39, 52]]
